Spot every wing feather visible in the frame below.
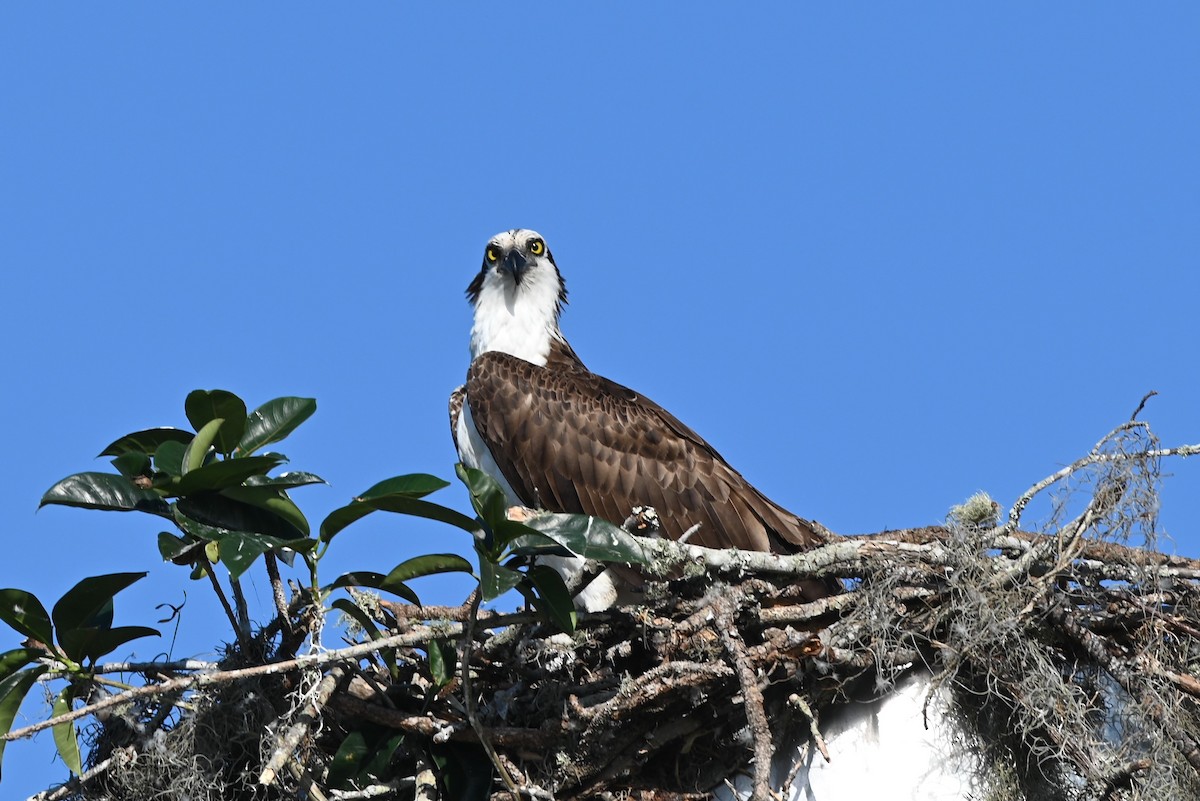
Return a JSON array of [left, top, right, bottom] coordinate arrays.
[[464, 351, 827, 554]]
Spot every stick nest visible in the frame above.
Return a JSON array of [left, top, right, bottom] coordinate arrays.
[[54, 420, 1200, 801]]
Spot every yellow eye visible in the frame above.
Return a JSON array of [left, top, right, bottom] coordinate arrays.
[[485, 246, 500, 263], [528, 239, 545, 256]]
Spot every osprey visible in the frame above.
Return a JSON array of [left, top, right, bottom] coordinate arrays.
[[451, 229, 832, 609]]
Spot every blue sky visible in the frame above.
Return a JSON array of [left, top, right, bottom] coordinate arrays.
[[2, 4, 1198, 795]]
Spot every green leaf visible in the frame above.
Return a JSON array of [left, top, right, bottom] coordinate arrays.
[[427, 638, 456, 689], [157, 531, 195, 562], [320, 496, 479, 544], [244, 471, 327, 490], [326, 730, 369, 790], [455, 464, 509, 528], [185, 390, 248, 457], [382, 554, 474, 585], [526, 565, 577, 634], [110, 452, 151, 478], [505, 531, 576, 558], [358, 474, 451, 501], [433, 742, 494, 801], [52, 572, 147, 638], [237, 397, 316, 456], [52, 685, 82, 775], [220, 485, 310, 536], [362, 731, 406, 783], [477, 558, 522, 602], [57, 625, 160, 666], [331, 599, 397, 678], [523, 513, 651, 564], [173, 505, 294, 580], [176, 493, 306, 542], [173, 455, 286, 495], [0, 665, 49, 780], [154, 440, 187, 477], [329, 572, 420, 605], [0, 649, 39, 684], [0, 590, 53, 645], [40, 472, 171, 517], [182, 417, 224, 474], [99, 427, 194, 458]]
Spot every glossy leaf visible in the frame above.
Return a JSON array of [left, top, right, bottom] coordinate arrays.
[[427, 638, 456, 689], [40, 472, 171, 518], [505, 531, 576, 558], [478, 558, 522, 602], [99, 427, 193, 458], [0, 590, 53, 645], [185, 390, 247, 456], [0, 649, 39, 684], [181, 417, 224, 474], [52, 572, 147, 637], [362, 731, 406, 783], [523, 513, 651, 565], [220, 485, 310, 536], [237, 397, 316, 456], [329, 572, 420, 605], [455, 464, 509, 528], [382, 554, 474, 585], [320, 496, 478, 544], [331, 599, 397, 677], [52, 685, 82, 775], [526, 565, 577, 634], [326, 730, 369, 790], [173, 455, 286, 496], [157, 531, 195, 562], [173, 505, 294, 580], [110, 452, 151, 479], [154, 440, 187, 477], [0, 665, 49, 780], [357, 474, 450, 501], [57, 625, 160, 665], [244, 471, 327, 490], [176, 493, 306, 542]]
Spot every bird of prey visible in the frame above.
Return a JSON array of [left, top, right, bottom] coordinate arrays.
[[450, 229, 832, 610]]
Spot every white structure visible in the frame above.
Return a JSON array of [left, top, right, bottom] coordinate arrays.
[[721, 671, 993, 800]]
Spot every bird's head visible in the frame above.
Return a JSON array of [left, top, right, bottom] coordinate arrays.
[[467, 229, 569, 365]]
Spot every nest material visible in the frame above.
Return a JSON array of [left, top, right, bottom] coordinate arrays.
[[46, 419, 1200, 801]]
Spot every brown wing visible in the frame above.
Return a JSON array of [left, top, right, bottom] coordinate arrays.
[[465, 350, 827, 554], [448, 384, 465, 444]]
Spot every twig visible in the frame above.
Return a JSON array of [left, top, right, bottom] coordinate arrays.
[[205, 565, 252, 653], [1130, 391, 1157, 421], [714, 597, 774, 801], [460, 588, 519, 794], [265, 552, 293, 636], [26, 749, 127, 801], [260, 663, 351, 786]]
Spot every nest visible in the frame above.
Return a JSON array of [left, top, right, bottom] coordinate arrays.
[[42, 418, 1200, 801]]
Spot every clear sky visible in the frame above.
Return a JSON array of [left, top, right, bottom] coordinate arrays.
[[2, 4, 1198, 795]]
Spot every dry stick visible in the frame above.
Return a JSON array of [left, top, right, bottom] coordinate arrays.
[[460, 588, 519, 795], [714, 598, 774, 801], [1006, 427, 1199, 531], [260, 662, 352, 786], [26, 750, 125, 801], [264, 552, 293, 636], [230, 576, 253, 644], [205, 565, 252, 653], [2, 621, 482, 743], [1049, 599, 1200, 773]]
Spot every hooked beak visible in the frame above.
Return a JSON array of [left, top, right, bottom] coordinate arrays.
[[500, 249, 529, 284]]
